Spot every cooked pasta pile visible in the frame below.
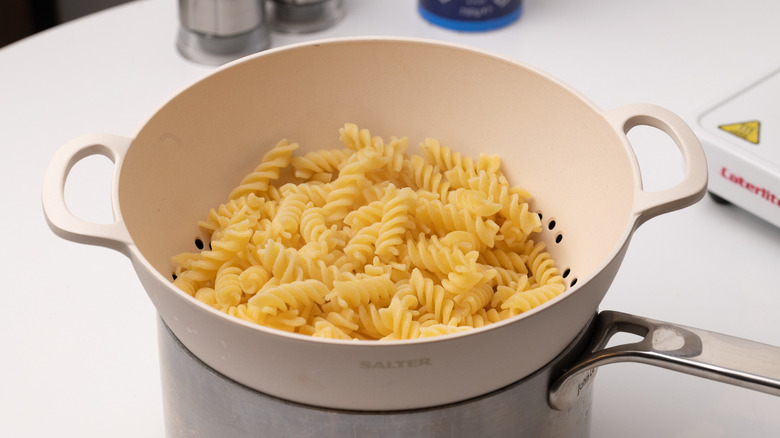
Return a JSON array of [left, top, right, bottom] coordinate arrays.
[[171, 123, 566, 340]]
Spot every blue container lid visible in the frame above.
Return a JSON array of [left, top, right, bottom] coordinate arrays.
[[418, 1, 522, 32]]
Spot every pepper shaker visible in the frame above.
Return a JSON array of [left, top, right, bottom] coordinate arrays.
[[266, 0, 345, 33]]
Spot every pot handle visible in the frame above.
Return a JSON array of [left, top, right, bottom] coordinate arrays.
[[42, 133, 134, 255], [606, 104, 709, 226], [548, 311, 780, 411]]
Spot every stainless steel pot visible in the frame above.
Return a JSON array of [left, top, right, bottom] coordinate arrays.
[[158, 315, 597, 438], [44, 37, 748, 411], [155, 310, 780, 437]]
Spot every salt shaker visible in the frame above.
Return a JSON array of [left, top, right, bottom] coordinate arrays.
[[177, 0, 271, 66]]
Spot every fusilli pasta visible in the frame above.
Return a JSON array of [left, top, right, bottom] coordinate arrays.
[[171, 123, 566, 340]]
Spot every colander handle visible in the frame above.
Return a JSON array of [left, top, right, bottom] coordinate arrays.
[[42, 133, 134, 255], [607, 104, 709, 226]]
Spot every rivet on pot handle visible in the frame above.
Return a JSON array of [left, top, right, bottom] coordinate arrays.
[[42, 133, 134, 256], [548, 311, 780, 411], [607, 104, 709, 226]]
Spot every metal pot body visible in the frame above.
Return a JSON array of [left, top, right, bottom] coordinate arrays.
[[42, 37, 707, 411], [158, 315, 596, 438]]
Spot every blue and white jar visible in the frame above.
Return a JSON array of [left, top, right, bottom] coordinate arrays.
[[419, 0, 523, 32]]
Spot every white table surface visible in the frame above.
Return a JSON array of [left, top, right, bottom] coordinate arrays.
[[2, 0, 779, 436]]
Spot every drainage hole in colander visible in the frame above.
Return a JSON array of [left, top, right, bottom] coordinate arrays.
[[547, 219, 556, 230], [199, 238, 212, 251], [554, 233, 563, 244], [561, 268, 577, 287], [195, 237, 212, 250], [194, 237, 212, 251]]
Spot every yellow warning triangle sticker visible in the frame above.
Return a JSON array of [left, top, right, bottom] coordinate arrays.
[[719, 120, 760, 144]]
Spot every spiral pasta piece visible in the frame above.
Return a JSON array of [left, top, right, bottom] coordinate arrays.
[[375, 187, 413, 259], [421, 137, 476, 175], [310, 320, 353, 339], [524, 240, 566, 287], [414, 199, 500, 247], [446, 187, 502, 217], [406, 235, 478, 277], [254, 240, 303, 284], [498, 190, 542, 244], [379, 294, 421, 340], [199, 193, 267, 234], [238, 265, 271, 295], [325, 274, 395, 309], [248, 279, 328, 316], [343, 200, 384, 230], [407, 154, 450, 201], [408, 268, 456, 325], [229, 139, 299, 200], [339, 122, 375, 151], [322, 152, 387, 222], [269, 193, 307, 242], [299, 204, 345, 254], [188, 219, 253, 276], [452, 282, 493, 315], [500, 284, 563, 315], [291, 148, 352, 179], [419, 324, 473, 338], [356, 303, 392, 339], [343, 222, 381, 267], [280, 182, 332, 207], [215, 265, 243, 309]]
